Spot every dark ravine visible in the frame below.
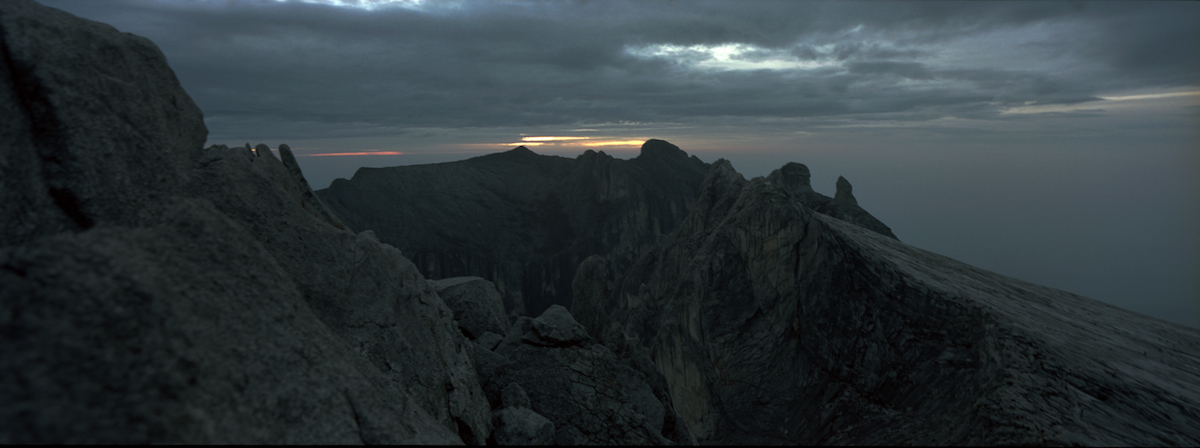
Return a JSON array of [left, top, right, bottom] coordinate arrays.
[[4, 1, 1200, 446]]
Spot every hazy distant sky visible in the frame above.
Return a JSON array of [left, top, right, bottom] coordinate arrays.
[[37, 0, 1199, 328]]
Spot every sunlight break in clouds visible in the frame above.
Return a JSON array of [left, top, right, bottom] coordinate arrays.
[[488, 136, 649, 149], [521, 136, 592, 142], [581, 140, 645, 147], [625, 43, 836, 71], [277, 0, 427, 11]]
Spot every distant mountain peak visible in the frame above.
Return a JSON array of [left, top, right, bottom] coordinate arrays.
[[505, 145, 536, 156], [635, 139, 687, 163]]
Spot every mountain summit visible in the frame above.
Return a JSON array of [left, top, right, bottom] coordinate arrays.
[[316, 140, 711, 318]]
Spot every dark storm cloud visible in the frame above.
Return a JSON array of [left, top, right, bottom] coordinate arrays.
[[37, 0, 1200, 140]]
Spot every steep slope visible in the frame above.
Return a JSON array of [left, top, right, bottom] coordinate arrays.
[[316, 140, 711, 318], [600, 160, 1200, 445], [0, 1, 489, 443]]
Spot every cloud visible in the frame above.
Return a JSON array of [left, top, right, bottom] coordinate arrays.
[[36, 0, 1199, 143]]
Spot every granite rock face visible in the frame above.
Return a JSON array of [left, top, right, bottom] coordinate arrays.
[[315, 140, 711, 319], [0, 1, 488, 443], [609, 159, 1200, 445]]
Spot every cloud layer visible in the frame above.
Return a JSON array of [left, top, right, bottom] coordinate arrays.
[[39, 0, 1200, 143]]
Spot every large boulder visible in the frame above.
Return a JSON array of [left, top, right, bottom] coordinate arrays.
[[0, 0, 205, 245], [429, 276, 510, 340], [0, 0, 490, 443]]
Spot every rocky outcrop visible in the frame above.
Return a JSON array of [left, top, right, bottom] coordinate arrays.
[[608, 159, 1200, 445], [0, 1, 488, 443], [833, 175, 856, 204], [315, 140, 711, 319], [765, 162, 897, 239], [430, 276, 511, 341], [468, 306, 694, 445]]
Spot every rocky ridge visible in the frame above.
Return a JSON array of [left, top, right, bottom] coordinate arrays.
[[316, 140, 710, 320], [315, 140, 896, 321], [581, 159, 1200, 445]]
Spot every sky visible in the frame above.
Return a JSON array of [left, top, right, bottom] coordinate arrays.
[[37, 0, 1199, 328]]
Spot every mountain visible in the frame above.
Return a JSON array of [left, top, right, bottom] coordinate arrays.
[[576, 159, 1200, 445], [2, 1, 692, 444], [316, 141, 711, 318], [315, 141, 896, 320], [5, 0, 1198, 445]]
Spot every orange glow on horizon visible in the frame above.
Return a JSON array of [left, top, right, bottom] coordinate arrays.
[[521, 136, 592, 142], [303, 151, 407, 157], [580, 140, 646, 147]]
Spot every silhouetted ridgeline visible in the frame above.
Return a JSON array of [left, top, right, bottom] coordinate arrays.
[[315, 140, 895, 319], [3, 1, 1199, 445]]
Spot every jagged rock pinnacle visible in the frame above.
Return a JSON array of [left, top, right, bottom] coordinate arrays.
[[834, 175, 857, 204]]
